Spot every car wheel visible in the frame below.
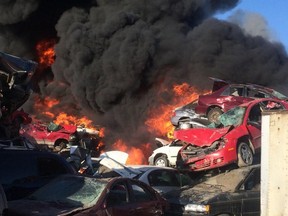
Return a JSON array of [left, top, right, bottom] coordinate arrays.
[[237, 142, 253, 167], [207, 107, 223, 123], [155, 156, 169, 167]]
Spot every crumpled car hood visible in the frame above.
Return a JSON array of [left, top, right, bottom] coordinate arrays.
[[174, 127, 231, 146], [163, 184, 226, 205]]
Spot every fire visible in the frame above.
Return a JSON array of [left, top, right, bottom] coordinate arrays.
[[145, 83, 208, 139], [54, 112, 91, 126], [36, 39, 55, 67], [112, 140, 151, 165]]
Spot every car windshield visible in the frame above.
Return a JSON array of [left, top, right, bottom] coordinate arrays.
[[28, 175, 107, 207], [209, 106, 246, 128], [271, 90, 288, 100], [192, 166, 254, 191]]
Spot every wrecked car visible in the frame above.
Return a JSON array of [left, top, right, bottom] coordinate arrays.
[[170, 100, 209, 128], [20, 121, 77, 151], [0, 136, 43, 150], [175, 98, 288, 172], [163, 164, 260, 216], [0, 51, 37, 138], [148, 138, 186, 167], [6, 175, 169, 216], [92, 151, 193, 194], [0, 149, 76, 201], [194, 77, 288, 123]]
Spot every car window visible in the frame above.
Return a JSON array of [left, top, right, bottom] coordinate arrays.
[[260, 100, 285, 111], [248, 104, 262, 123], [148, 170, 180, 187], [106, 181, 128, 207], [240, 168, 260, 191], [220, 86, 230, 96], [211, 106, 245, 128], [131, 183, 155, 202], [230, 86, 244, 96]]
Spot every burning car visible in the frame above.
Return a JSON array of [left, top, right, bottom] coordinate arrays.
[[194, 77, 288, 123], [175, 98, 288, 172], [20, 121, 77, 151]]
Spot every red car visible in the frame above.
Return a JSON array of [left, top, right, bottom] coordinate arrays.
[[195, 77, 288, 123], [6, 175, 169, 216], [175, 98, 288, 172], [20, 122, 77, 150]]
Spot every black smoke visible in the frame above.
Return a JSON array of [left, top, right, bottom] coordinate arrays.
[[1, 0, 288, 148]]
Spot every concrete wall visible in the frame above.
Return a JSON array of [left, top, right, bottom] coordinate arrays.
[[261, 110, 288, 216]]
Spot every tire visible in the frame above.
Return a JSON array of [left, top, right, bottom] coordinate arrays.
[[207, 107, 223, 123], [155, 155, 169, 167], [237, 142, 253, 167]]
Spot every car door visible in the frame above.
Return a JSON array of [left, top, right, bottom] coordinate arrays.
[[246, 103, 262, 150], [105, 179, 164, 216], [128, 181, 164, 216], [166, 140, 184, 165], [221, 86, 251, 111], [239, 167, 261, 215], [105, 180, 134, 216]]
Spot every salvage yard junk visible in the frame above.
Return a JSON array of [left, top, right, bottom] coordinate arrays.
[[0, 51, 37, 139]]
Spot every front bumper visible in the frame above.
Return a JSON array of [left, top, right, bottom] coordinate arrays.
[[177, 148, 233, 171]]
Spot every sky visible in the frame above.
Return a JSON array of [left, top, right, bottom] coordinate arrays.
[[215, 0, 288, 52]]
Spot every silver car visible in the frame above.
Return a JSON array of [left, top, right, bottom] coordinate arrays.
[[171, 100, 210, 129]]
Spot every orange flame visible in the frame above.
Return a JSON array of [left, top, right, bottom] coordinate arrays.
[[145, 83, 208, 139], [36, 39, 55, 67], [112, 140, 151, 165]]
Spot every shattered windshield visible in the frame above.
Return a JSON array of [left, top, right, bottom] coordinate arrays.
[[209, 106, 246, 128], [28, 175, 107, 207], [271, 90, 288, 100]]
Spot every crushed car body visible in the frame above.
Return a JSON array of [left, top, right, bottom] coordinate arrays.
[[194, 77, 288, 123], [163, 164, 260, 216], [148, 138, 187, 167], [20, 121, 77, 150], [175, 98, 288, 172], [0, 51, 37, 139]]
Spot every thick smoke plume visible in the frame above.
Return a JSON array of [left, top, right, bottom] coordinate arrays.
[[0, 0, 288, 149]]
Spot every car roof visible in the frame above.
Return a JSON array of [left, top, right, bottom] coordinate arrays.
[[209, 77, 280, 95], [239, 97, 285, 107]]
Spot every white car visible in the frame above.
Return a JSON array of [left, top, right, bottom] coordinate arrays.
[[148, 138, 185, 167], [93, 151, 193, 194]]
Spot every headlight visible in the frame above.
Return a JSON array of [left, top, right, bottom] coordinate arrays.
[[184, 204, 210, 213]]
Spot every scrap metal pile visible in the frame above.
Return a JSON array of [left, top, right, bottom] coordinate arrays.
[[0, 51, 37, 139]]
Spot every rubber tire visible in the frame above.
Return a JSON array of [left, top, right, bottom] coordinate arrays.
[[237, 142, 253, 167], [155, 155, 169, 167], [207, 107, 223, 123]]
